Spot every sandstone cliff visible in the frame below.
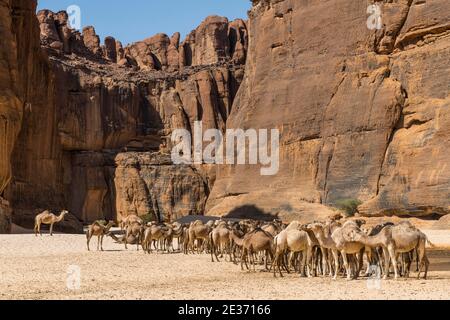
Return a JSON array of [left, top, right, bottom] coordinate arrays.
[[0, 0, 247, 232], [207, 0, 450, 220], [1, 0, 449, 233]]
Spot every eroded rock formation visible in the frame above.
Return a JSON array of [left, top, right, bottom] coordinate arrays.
[[207, 0, 450, 219], [1, 0, 449, 232], [0, 0, 247, 232]]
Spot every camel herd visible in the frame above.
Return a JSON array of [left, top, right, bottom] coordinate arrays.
[[34, 211, 434, 280]]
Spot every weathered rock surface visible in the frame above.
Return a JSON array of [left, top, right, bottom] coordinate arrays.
[[0, 0, 56, 232], [207, 0, 450, 219], [0, 3, 246, 229], [114, 153, 209, 222], [1, 0, 449, 232]]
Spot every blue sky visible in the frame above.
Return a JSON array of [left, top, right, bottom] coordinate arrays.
[[37, 0, 250, 45]]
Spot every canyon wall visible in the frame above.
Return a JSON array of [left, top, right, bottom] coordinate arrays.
[[1, 0, 449, 232], [0, 0, 54, 232], [207, 0, 450, 219], [0, 0, 247, 232]]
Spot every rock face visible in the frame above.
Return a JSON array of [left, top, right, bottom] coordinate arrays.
[[207, 0, 450, 219], [0, 0, 53, 233], [0, 2, 247, 231], [114, 153, 209, 222], [1, 0, 449, 232]]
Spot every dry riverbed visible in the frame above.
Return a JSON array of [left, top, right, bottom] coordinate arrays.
[[0, 232, 449, 300]]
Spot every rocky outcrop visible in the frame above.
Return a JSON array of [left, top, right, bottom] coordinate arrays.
[[126, 16, 248, 71], [0, 4, 247, 229], [207, 0, 450, 219], [114, 153, 209, 222]]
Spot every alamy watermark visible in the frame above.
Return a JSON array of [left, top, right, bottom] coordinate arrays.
[[66, 265, 81, 291], [367, 3, 383, 30], [366, 264, 382, 290], [67, 5, 81, 31], [171, 121, 280, 176]]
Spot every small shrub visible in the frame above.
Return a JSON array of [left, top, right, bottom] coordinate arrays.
[[335, 199, 362, 217]]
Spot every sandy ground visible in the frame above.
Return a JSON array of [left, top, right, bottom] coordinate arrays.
[[0, 230, 449, 300]]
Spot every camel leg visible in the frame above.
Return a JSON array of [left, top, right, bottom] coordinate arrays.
[[320, 248, 327, 277], [300, 250, 307, 277], [341, 253, 352, 280], [86, 232, 91, 251], [331, 250, 339, 279], [306, 247, 313, 278], [389, 247, 399, 279], [354, 248, 364, 280], [37, 223, 42, 236], [49, 223, 54, 236], [34, 222, 38, 237], [101, 235, 105, 251]]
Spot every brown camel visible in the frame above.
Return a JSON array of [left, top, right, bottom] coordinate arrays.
[[120, 214, 144, 230], [34, 210, 68, 236], [261, 220, 283, 237], [188, 220, 212, 253], [142, 222, 166, 253], [240, 228, 274, 272], [86, 220, 115, 251], [125, 221, 144, 251]]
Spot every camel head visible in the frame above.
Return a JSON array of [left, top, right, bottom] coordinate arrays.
[[60, 210, 69, 217], [306, 222, 325, 233]]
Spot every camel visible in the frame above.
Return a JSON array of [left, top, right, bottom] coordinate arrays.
[[240, 228, 274, 272], [188, 220, 212, 253], [229, 228, 245, 263], [86, 220, 115, 251], [210, 221, 232, 262], [34, 210, 69, 236], [124, 221, 144, 251], [389, 222, 431, 279], [120, 214, 144, 230], [303, 223, 342, 279], [171, 222, 184, 251], [272, 224, 314, 277], [330, 220, 366, 280], [348, 223, 396, 279], [261, 220, 283, 237], [142, 222, 168, 253]]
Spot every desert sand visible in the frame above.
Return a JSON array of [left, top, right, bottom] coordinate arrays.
[[0, 231, 449, 300]]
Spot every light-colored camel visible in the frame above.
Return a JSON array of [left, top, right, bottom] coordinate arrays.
[[330, 220, 366, 280], [34, 210, 68, 236], [272, 224, 314, 277], [142, 222, 166, 253], [389, 222, 431, 279], [304, 223, 342, 279], [240, 228, 274, 272], [210, 221, 232, 262], [348, 224, 396, 279], [171, 222, 184, 250], [86, 221, 115, 251]]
